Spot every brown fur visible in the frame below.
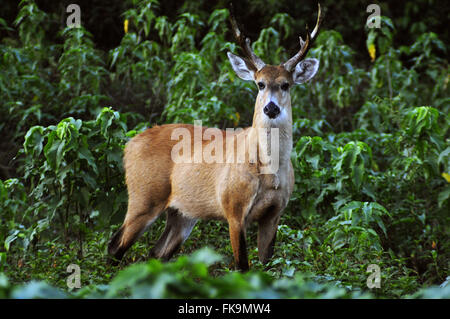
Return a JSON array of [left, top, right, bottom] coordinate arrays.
[[255, 65, 294, 85]]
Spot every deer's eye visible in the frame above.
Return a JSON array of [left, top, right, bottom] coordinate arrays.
[[257, 82, 265, 90], [281, 83, 290, 91]]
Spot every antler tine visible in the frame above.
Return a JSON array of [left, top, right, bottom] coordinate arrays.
[[310, 3, 323, 39], [283, 3, 323, 72], [229, 5, 265, 71]]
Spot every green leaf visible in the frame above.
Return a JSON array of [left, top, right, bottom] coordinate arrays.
[[438, 186, 450, 208], [5, 230, 19, 251]]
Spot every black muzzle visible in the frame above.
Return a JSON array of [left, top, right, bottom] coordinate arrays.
[[263, 102, 281, 119]]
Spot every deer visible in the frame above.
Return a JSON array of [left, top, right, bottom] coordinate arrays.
[[108, 4, 323, 271]]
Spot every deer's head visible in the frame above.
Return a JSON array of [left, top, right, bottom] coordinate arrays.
[[227, 4, 322, 125]]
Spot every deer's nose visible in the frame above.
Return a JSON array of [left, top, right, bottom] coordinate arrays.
[[263, 102, 280, 119]]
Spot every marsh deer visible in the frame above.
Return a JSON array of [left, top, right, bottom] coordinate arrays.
[[108, 4, 323, 270]]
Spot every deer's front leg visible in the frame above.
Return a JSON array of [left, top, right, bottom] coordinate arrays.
[[257, 208, 281, 264], [220, 172, 259, 272], [227, 217, 249, 271]]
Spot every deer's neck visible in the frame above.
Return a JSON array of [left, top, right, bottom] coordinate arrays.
[[249, 102, 293, 171]]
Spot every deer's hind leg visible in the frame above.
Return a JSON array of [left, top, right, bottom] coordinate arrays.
[[108, 198, 166, 263], [149, 208, 197, 261], [108, 168, 169, 262], [108, 134, 173, 263]]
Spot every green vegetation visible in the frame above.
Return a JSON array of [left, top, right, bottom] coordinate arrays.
[[0, 0, 448, 298]]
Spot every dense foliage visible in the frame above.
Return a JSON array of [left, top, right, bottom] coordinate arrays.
[[0, 0, 448, 298]]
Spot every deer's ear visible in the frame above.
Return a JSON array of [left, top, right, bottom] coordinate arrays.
[[227, 52, 255, 81], [292, 58, 319, 84]]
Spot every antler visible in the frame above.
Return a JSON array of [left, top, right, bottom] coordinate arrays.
[[229, 5, 265, 71], [283, 3, 323, 72]]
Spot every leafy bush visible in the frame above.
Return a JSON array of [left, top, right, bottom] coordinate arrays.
[[4, 108, 130, 258], [2, 248, 449, 299]]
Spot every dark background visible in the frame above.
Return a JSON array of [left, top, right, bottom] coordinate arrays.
[[2, 0, 449, 63]]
